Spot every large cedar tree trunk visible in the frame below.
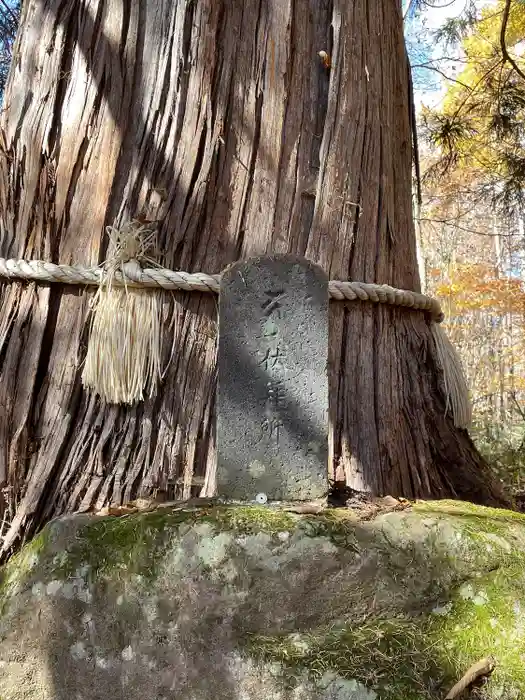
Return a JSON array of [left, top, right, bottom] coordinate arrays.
[[0, 0, 507, 556]]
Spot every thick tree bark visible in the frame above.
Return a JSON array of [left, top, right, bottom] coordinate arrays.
[[0, 0, 507, 556]]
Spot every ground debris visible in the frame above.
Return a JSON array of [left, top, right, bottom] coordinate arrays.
[[92, 497, 221, 517], [328, 481, 412, 519], [90, 490, 412, 521], [444, 656, 496, 699]]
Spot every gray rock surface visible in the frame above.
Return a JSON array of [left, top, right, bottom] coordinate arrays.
[[1, 501, 525, 699]]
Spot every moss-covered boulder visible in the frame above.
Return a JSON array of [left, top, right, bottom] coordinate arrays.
[[1, 500, 525, 699]]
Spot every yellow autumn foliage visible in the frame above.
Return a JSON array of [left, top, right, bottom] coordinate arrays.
[[428, 0, 525, 179]]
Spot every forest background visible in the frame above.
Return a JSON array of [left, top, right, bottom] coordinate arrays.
[[1, 0, 525, 497], [406, 0, 525, 498]]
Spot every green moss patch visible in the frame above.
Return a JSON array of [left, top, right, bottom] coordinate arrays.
[[414, 499, 525, 528], [245, 563, 525, 700], [33, 505, 297, 582], [300, 511, 362, 552], [0, 527, 49, 613], [242, 502, 525, 699], [244, 618, 445, 700], [49, 509, 204, 580], [210, 505, 297, 534], [2, 501, 525, 699]]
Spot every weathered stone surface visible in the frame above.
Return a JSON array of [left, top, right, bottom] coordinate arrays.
[[217, 254, 329, 502], [1, 501, 525, 699]]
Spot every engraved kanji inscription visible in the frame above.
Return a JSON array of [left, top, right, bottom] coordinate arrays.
[[217, 255, 329, 501], [262, 289, 286, 318], [258, 346, 287, 372]]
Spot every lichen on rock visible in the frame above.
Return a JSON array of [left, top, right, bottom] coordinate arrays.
[[1, 500, 525, 699]]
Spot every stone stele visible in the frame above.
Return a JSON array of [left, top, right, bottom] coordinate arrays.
[[217, 254, 329, 502]]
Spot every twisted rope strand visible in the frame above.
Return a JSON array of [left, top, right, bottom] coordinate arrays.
[[0, 257, 444, 322]]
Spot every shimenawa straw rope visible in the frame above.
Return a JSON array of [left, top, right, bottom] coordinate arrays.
[[0, 223, 471, 428]]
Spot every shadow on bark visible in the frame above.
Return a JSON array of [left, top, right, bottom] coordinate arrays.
[[0, 0, 510, 571], [0, 0, 336, 554]]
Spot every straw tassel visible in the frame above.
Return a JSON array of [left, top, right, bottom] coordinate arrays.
[[81, 221, 163, 405], [430, 321, 472, 429]]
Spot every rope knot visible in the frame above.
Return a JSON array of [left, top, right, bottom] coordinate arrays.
[[105, 220, 157, 275]]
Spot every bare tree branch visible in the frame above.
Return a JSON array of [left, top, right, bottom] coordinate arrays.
[[417, 217, 519, 238], [500, 0, 525, 83], [412, 63, 472, 90], [0, 0, 17, 26]]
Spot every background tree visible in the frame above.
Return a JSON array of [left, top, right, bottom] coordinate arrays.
[[0, 0, 506, 558], [0, 0, 19, 99], [417, 157, 525, 493], [421, 0, 525, 214], [410, 0, 525, 494]]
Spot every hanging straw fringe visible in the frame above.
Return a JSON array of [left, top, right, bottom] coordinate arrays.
[[81, 222, 163, 405], [430, 323, 472, 429]]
